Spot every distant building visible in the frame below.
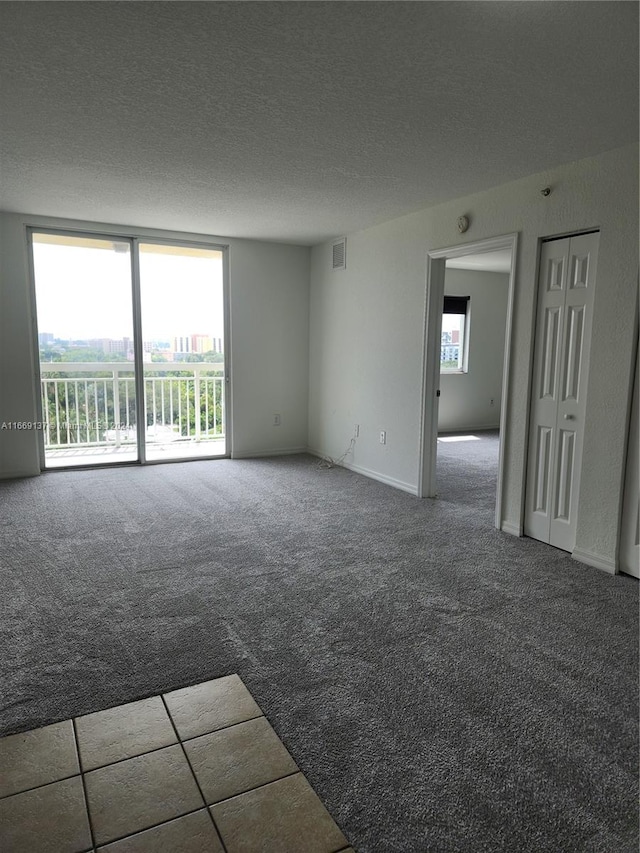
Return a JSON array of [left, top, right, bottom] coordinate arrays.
[[172, 334, 223, 354], [106, 337, 133, 356], [191, 334, 213, 353], [81, 337, 134, 356], [173, 335, 191, 353], [86, 338, 116, 353], [38, 332, 54, 345], [441, 345, 460, 363]]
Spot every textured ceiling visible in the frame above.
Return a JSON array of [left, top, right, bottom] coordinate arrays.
[[0, 1, 637, 245]]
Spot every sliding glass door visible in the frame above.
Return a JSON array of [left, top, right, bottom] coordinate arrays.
[[30, 231, 227, 468], [32, 233, 139, 467], [138, 243, 226, 462]]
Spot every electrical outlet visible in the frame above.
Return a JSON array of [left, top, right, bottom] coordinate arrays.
[[354, 424, 360, 437], [379, 430, 386, 445], [490, 398, 495, 406], [273, 413, 281, 426]]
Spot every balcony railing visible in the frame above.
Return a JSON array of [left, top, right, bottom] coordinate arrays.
[[39, 362, 225, 450]]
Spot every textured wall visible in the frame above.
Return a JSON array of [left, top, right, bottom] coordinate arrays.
[[0, 215, 310, 477], [308, 144, 639, 568], [439, 269, 509, 432]]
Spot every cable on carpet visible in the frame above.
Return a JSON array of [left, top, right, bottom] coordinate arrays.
[[316, 430, 358, 469]]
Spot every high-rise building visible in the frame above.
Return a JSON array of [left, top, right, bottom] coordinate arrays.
[[191, 334, 213, 353], [173, 336, 191, 353]]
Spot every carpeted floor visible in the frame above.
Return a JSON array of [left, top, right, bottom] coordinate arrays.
[[0, 433, 638, 852]]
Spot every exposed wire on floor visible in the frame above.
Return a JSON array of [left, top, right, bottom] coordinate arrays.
[[316, 430, 358, 470]]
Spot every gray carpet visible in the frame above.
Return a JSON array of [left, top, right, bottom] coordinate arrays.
[[0, 433, 638, 852]]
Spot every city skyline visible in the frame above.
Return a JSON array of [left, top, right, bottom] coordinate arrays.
[[39, 331, 224, 348]]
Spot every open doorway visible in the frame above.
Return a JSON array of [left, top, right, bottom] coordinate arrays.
[[435, 251, 511, 507], [419, 234, 518, 531]]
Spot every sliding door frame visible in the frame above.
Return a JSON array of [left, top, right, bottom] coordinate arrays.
[[133, 235, 231, 466], [130, 237, 146, 464], [27, 226, 138, 470], [27, 225, 231, 469]]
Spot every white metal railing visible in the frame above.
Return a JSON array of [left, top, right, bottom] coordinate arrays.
[[39, 362, 225, 449]]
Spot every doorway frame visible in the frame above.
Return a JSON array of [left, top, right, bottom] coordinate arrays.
[[27, 225, 231, 469], [417, 232, 519, 532]]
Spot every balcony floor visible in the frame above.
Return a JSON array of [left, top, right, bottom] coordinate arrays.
[[45, 439, 226, 468]]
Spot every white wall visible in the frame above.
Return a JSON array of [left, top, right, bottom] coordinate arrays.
[[0, 215, 39, 478], [308, 144, 639, 569], [0, 214, 310, 477], [228, 239, 310, 458], [439, 268, 509, 432]]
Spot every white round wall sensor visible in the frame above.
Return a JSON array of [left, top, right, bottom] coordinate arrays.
[[457, 215, 469, 233]]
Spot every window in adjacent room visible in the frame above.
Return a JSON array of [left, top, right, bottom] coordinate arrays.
[[440, 295, 470, 372]]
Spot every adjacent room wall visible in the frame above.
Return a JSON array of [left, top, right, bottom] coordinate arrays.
[[438, 268, 509, 433], [0, 214, 310, 478], [308, 143, 639, 570]]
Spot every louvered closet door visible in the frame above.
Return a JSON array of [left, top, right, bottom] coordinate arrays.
[[525, 232, 599, 551]]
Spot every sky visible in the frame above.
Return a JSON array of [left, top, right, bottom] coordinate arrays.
[[441, 313, 463, 337], [32, 240, 225, 342]]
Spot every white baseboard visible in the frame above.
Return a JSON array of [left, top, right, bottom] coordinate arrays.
[[307, 449, 418, 495], [231, 447, 307, 460], [501, 521, 521, 537], [344, 461, 418, 495], [572, 547, 617, 575]]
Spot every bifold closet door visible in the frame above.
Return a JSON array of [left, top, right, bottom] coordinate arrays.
[[525, 232, 599, 551]]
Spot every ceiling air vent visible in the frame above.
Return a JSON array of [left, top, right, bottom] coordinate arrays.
[[332, 237, 346, 271]]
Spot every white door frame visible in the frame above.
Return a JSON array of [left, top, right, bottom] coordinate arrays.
[[618, 322, 639, 577], [418, 232, 519, 531]]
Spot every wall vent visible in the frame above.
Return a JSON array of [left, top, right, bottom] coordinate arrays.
[[332, 237, 346, 271]]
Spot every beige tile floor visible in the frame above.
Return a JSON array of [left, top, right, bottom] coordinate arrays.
[[0, 674, 355, 853]]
